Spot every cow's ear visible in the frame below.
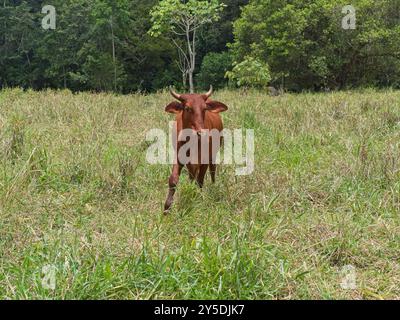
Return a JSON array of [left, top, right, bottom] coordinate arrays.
[[165, 101, 184, 113], [206, 100, 228, 113]]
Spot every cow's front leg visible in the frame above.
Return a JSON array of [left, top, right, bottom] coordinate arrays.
[[164, 163, 183, 214], [196, 164, 209, 188]]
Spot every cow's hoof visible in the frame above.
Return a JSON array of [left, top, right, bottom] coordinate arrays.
[[163, 204, 171, 215]]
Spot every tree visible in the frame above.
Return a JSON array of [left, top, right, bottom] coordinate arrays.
[[0, 1, 39, 88], [149, 0, 225, 93], [0, 0, 180, 93], [36, 0, 91, 90], [197, 51, 232, 89], [196, 0, 248, 65], [225, 56, 271, 88], [230, 0, 400, 91], [1, 0, 399, 93]]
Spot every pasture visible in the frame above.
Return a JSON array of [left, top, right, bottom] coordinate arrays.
[[0, 88, 399, 299]]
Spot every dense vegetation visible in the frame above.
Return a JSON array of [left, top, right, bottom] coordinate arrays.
[[0, 0, 247, 92], [1, 88, 399, 299], [1, 0, 400, 93]]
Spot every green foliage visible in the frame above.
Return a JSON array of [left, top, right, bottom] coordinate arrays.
[[197, 51, 232, 89], [149, 0, 225, 38], [230, 0, 400, 90], [149, 0, 226, 92], [81, 53, 127, 92], [226, 56, 271, 88], [0, 0, 179, 92], [197, 0, 249, 55], [0, 0, 400, 92]]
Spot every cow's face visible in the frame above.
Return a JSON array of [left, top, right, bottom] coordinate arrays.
[[165, 87, 228, 135]]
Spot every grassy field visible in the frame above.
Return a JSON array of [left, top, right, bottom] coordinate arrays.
[[0, 88, 399, 299]]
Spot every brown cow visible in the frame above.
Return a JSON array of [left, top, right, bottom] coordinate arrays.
[[164, 86, 228, 214]]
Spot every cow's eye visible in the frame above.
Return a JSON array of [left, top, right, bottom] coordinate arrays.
[[185, 106, 192, 112]]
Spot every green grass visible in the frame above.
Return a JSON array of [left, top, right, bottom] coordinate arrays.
[[0, 88, 399, 299]]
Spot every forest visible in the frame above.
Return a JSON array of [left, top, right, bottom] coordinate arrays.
[[1, 0, 400, 93]]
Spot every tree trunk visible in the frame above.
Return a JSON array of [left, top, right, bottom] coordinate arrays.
[[3, 0, 6, 45], [63, 65, 67, 88], [188, 70, 194, 93], [182, 71, 188, 91], [186, 24, 195, 93], [110, 16, 117, 92]]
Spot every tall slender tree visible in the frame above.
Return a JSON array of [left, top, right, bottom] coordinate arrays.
[[149, 0, 225, 93]]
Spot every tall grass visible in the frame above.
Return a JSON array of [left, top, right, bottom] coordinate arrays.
[[0, 88, 399, 299]]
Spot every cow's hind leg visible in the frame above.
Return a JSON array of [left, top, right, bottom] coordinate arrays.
[[187, 164, 198, 182], [210, 164, 217, 183], [196, 165, 209, 188], [164, 163, 183, 214], [209, 137, 220, 183]]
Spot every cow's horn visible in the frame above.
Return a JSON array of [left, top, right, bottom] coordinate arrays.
[[170, 87, 182, 101], [204, 85, 213, 99]]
